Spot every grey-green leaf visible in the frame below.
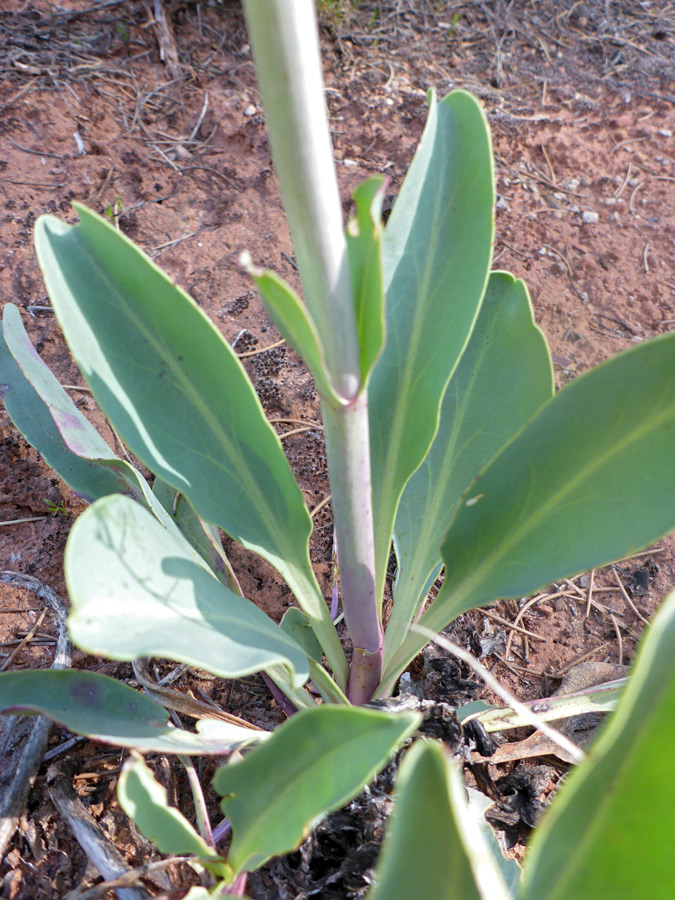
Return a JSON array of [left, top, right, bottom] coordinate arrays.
[[369, 89, 495, 597], [346, 175, 386, 386], [386, 272, 553, 662], [66, 494, 310, 690], [34, 204, 345, 681], [242, 257, 339, 403], [0, 669, 263, 754], [1, 303, 128, 502], [213, 705, 420, 874], [520, 589, 675, 900], [152, 476, 233, 584], [435, 332, 675, 622], [368, 741, 513, 900], [386, 331, 675, 681], [118, 755, 226, 869]]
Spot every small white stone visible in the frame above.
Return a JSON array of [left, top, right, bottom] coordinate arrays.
[[496, 196, 509, 210], [604, 197, 616, 205], [343, 158, 357, 167], [581, 210, 599, 224], [659, 128, 672, 137], [244, 104, 256, 117]]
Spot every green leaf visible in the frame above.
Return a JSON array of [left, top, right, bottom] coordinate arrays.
[[346, 176, 386, 386], [34, 203, 345, 683], [1, 303, 130, 502], [213, 705, 420, 874], [369, 89, 495, 598], [242, 255, 340, 403], [152, 476, 234, 585], [280, 607, 323, 662], [386, 273, 553, 663], [385, 332, 675, 684], [118, 755, 227, 875], [368, 741, 513, 900], [434, 332, 675, 622], [0, 669, 264, 754], [520, 589, 675, 900], [66, 494, 310, 691]]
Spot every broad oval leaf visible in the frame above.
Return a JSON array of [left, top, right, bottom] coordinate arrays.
[[368, 89, 495, 597], [520, 589, 675, 900], [34, 204, 345, 681], [386, 272, 553, 662], [213, 705, 420, 874], [368, 741, 514, 900], [66, 494, 310, 691], [0, 669, 264, 754]]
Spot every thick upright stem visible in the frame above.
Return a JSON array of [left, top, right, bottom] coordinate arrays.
[[243, 0, 382, 702], [242, 0, 360, 398], [323, 394, 383, 703]]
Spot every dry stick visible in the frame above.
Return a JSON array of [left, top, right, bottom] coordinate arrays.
[[310, 494, 332, 519], [413, 626, 585, 764], [64, 857, 193, 900], [610, 613, 624, 666], [237, 338, 286, 358], [0, 516, 47, 526], [612, 566, 651, 626], [585, 568, 595, 619], [0, 572, 72, 858], [504, 592, 546, 661], [279, 426, 316, 439], [49, 762, 150, 900], [268, 417, 323, 429], [481, 607, 546, 642], [0, 609, 47, 673]]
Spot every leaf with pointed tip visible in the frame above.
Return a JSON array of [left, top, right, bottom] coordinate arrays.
[[280, 607, 323, 662], [66, 494, 310, 691], [367, 741, 514, 900], [386, 273, 553, 663], [386, 333, 675, 677], [118, 755, 228, 877], [346, 176, 386, 386], [241, 256, 339, 403], [0, 669, 264, 754], [1, 303, 129, 502], [34, 204, 345, 682], [369, 89, 495, 601], [520, 589, 675, 900], [213, 705, 420, 874]]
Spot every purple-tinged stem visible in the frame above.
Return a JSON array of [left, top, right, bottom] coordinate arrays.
[[261, 671, 298, 717], [323, 393, 383, 704]]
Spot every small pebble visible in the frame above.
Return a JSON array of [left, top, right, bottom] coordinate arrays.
[[496, 196, 509, 210], [582, 210, 599, 224], [659, 128, 672, 137], [244, 104, 257, 117]]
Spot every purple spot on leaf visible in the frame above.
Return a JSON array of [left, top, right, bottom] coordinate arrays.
[[69, 678, 102, 707]]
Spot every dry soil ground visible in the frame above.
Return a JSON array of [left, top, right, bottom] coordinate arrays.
[[1, 1, 674, 898]]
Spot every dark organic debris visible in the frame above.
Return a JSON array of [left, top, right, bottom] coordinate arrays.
[[248, 695, 462, 900], [485, 765, 554, 849]]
